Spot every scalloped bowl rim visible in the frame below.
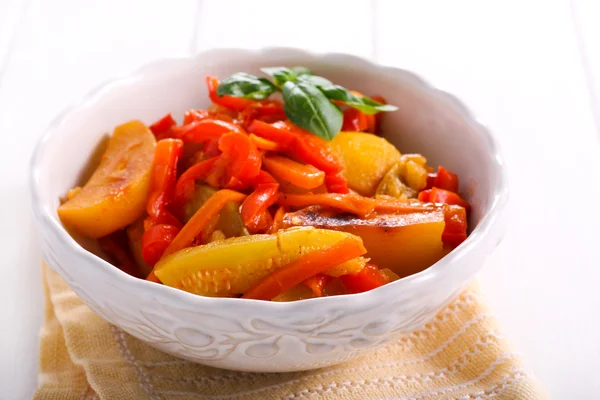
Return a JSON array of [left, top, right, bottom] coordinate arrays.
[[29, 47, 508, 314]]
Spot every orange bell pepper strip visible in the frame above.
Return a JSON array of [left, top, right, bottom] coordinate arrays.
[[173, 156, 219, 208], [141, 224, 181, 266], [146, 139, 183, 221], [277, 193, 376, 218], [324, 172, 350, 194], [303, 274, 332, 297], [249, 134, 282, 152], [151, 190, 247, 270], [442, 205, 468, 247], [218, 132, 262, 189], [206, 75, 256, 112], [172, 119, 244, 143], [247, 120, 343, 173], [434, 166, 459, 193], [240, 171, 279, 233], [243, 236, 367, 300], [340, 264, 390, 294], [149, 113, 176, 138], [262, 155, 325, 190]]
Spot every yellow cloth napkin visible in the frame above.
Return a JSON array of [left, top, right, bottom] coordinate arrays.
[[36, 264, 547, 400]]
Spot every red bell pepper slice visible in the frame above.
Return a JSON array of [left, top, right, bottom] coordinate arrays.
[[141, 224, 181, 266], [429, 187, 470, 210], [174, 156, 219, 207], [442, 205, 468, 247], [340, 264, 390, 294], [243, 237, 367, 300], [183, 109, 210, 125], [342, 108, 369, 132], [240, 99, 286, 128], [172, 119, 244, 143], [218, 132, 262, 189], [434, 166, 459, 193], [324, 172, 350, 194], [425, 173, 437, 190], [206, 75, 255, 112], [146, 139, 183, 221], [149, 113, 176, 139], [247, 120, 343, 174], [240, 171, 279, 233]]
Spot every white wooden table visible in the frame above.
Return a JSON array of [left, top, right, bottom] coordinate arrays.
[[2, 1, 599, 398]]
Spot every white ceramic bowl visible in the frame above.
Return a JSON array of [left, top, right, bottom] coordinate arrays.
[[30, 48, 507, 372]]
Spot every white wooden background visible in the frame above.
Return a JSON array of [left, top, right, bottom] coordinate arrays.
[[1, 1, 600, 399]]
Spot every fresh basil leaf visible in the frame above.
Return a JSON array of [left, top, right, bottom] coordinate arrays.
[[216, 72, 277, 100], [291, 66, 313, 76], [282, 81, 342, 140], [314, 83, 398, 114], [261, 67, 296, 87], [297, 74, 333, 87]]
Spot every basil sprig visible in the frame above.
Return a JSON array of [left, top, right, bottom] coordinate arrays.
[[216, 72, 277, 100], [216, 66, 397, 140]]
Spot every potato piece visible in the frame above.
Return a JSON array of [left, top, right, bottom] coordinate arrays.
[[283, 209, 446, 278], [330, 131, 401, 196], [58, 121, 156, 238], [154, 227, 365, 297]]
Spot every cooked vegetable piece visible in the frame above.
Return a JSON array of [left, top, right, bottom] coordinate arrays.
[[324, 256, 368, 277], [243, 235, 366, 300], [149, 113, 176, 138], [126, 218, 152, 276], [161, 189, 248, 259], [154, 227, 365, 297], [376, 163, 417, 199], [441, 205, 468, 246], [184, 184, 248, 237], [146, 138, 183, 225], [142, 224, 180, 266], [340, 264, 390, 293], [262, 155, 325, 190], [272, 284, 316, 302], [434, 166, 459, 192], [303, 274, 332, 297], [240, 171, 279, 233], [419, 187, 471, 210], [98, 231, 141, 278], [330, 131, 401, 196], [283, 208, 446, 277], [58, 120, 156, 238]]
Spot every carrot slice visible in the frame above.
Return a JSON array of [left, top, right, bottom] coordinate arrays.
[[243, 236, 366, 300]]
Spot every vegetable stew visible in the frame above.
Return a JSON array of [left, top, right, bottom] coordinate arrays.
[[58, 67, 470, 301]]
